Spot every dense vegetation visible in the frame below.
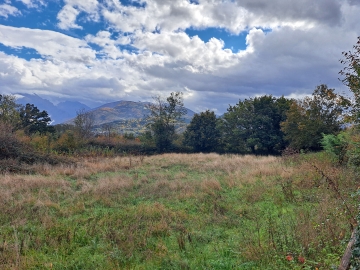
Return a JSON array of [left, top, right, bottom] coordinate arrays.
[[0, 37, 360, 269]]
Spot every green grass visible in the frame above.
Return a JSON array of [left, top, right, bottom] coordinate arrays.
[[0, 153, 358, 269]]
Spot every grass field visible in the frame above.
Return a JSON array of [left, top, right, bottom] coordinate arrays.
[[0, 153, 358, 269]]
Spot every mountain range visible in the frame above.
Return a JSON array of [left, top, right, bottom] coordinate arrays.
[[16, 93, 90, 124], [15, 94, 196, 133]]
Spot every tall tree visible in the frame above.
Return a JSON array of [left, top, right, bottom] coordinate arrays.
[[19, 103, 55, 135], [220, 95, 292, 154], [340, 36, 360, 123], [0, 94, 21, 127], [74, 108, 95, 140], [281, 85, 351, 151], [146, 92, 187, 152], [183, 110, 220, 152]]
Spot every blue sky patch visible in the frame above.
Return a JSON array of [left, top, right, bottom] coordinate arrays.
[[185, 27, 248, 52], [0, 1, 61, 30], [0, 43, 43, 60], [117, 0, 147, 8]]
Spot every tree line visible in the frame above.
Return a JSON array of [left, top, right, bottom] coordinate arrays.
[[145, 36, 360, 160], [1, 36, 359, 160], [148, 84, 350, 155]]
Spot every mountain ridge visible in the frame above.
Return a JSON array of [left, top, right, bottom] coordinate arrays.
[[78, 100, 195, 126], [13, 94, 196, 130], [15, 93, 90, 124]]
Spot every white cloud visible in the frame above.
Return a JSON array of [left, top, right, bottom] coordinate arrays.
[[101, 0, 249, 34], [57, 5, 82, 30], [85, 31, 127, 59], [1, 0, 360, 113], [65, 0, 99, 13], [57, 0, 99, 30], [16, 0, 46, 8], [0, 25, 97, 63], [99, 0, 343, 35], [0, 4, 21, 18]]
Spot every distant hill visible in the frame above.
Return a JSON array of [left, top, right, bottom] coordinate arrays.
[[90, 100, 152, 125], [86, 100, 195, 126], [74, 100, 196, 135], [14, 94, 196, 134], [16, 93, 90, 124]]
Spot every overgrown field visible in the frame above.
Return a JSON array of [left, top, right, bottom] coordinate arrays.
[[0, 153, 358, 269]]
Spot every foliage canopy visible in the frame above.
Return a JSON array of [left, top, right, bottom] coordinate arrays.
[[146, 92, 187, 152], [340, 36, 360, 123], [281, 84, 351, 151], [183, 110, 220, 152], [220, 95, 292, 154]]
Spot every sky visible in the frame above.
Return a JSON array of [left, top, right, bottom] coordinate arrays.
[[0, 0, 359, 113]]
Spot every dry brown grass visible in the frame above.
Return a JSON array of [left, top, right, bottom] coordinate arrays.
[[25, 156, 145, 178], [0, 174, 72, 210], [200, 179, 222, 195], [0, 154, 294, 209], [86, 175, 134, 196]]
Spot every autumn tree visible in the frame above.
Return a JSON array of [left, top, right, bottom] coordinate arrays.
[[146, 92, 187, 152], [281, 84, 351, 151], [183, 110, 220, 152]]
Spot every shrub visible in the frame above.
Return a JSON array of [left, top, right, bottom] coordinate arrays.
[[0, 122, 67, 173], [0, 122, 24, 160], [321, 132, 349, 164], [346, 129, 360, 168]]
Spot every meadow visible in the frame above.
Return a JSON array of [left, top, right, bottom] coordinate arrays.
[[0, 153, 358, 269]]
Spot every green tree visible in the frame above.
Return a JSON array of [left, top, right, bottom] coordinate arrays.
[[220, 95, 292, 154], [340, 36, 360, 122], [146, 92, 187, 152], [321, 132, 349, 164], [183, 110, 220, 152], [19, 103, 55, 135], [281, 84, 351, 151], [0, 94, 21, 127]]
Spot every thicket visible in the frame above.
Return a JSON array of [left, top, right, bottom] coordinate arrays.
[[0, 103, 64, 173]]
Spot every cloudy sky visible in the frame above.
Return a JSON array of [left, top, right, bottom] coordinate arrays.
[[0, 0, 359, 113]]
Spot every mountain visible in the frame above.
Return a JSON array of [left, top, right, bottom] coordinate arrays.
[[90, 100, 151, 125], [57, 101, 91, 116], [14, 94, 196, 134], [88, 100, 195, 126], [76, 100, 196, 135], [15, 93, 90, 124]]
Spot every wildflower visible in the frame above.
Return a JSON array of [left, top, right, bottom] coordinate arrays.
[[286, 254, 293, 261], [298, 255, 305, 264]]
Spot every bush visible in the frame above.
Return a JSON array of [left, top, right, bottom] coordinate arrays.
[[321, 132, 349, 164], [345, 129, 360, 168], [0, 122, 67, 173], [0, 122, 24, 160], [52, 131, 79, 153]]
